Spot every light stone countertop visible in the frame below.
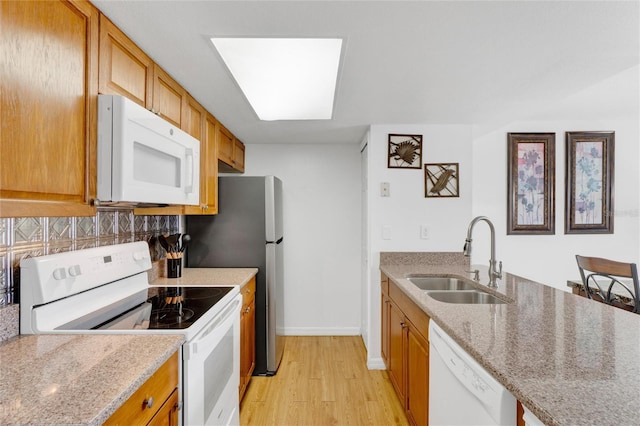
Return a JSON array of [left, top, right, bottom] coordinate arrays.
[[0, 334, 184, 426], [150, 267, 258, 288], [1, 268, 255, 425], [381, 258, 640, 426]]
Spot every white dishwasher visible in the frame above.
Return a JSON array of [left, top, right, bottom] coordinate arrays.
[[429, 320, 516, 426]]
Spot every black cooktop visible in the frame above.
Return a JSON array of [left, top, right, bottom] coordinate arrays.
[[146, 286, 234, 329]]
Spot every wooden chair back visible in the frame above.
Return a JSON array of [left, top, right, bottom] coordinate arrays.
[[575, 255, 640, 313]]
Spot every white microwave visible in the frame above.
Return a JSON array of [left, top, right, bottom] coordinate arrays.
[[97, 94, 200, 206]]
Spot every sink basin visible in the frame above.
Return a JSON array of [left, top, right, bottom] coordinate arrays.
[[407, 276, 476, 291], [426, 290, 507, 304]]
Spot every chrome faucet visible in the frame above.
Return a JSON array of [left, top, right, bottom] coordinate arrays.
[[463, 216, 502, 287]]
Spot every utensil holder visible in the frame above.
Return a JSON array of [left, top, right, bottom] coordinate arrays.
[[167, 258, 182, 278]]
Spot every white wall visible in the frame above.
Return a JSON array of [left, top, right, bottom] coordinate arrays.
[[471, 66, 640, 289], [241, 143, 362, 335], [364, 124, 474, 367]]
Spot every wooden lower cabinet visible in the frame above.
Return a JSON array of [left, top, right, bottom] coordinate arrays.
[[239, 276, 256, 401], [406, 326, 429, 426], [148, 388, 179, 426], [381, 273, 430, 426], [105, 352, 179, 426]]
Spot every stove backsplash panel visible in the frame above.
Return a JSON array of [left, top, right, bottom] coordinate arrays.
[[0, 210, 179, 341]]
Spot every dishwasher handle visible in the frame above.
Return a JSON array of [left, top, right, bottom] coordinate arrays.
[[429, 320, 510, 423]]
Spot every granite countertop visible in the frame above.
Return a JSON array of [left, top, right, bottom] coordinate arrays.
[[381, 261, 640, 426], [0, 334, 184, 425], [151, 267, 258, 288]]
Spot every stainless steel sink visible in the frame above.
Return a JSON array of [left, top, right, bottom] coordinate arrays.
[[407, 275, 476, 291], [425, 290, 507, 304]]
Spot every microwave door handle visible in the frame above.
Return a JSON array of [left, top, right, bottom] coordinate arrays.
[[184, 148, 194, 195]]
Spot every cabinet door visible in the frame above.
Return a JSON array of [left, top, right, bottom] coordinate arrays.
[[98, 15, 153, 107], [232, 138, 245, 172], [406, 325, 429, 426], [152, 64, 185, 128], [181, 95, 211, 215], [217, 123, 235, 166], [388, 301, 406, 403], [201, 113, 219, 214], [0, 0, 98, 217], [147, 388, 179, 426], [239, 277, 256, 400], [381, 295, 390, 367]]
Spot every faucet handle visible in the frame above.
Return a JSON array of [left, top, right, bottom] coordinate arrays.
[[496, 261, 503, 278], [466, 269, 480, 281]]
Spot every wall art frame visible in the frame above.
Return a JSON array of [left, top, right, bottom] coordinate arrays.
[[424, 163, 459, 197], [565, 131, 614, 234], [387, 134, 422, 169], [507, 133, 555, 235]]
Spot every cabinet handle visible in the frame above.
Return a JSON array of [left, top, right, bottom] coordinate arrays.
[[244, 307, 251, 314], [400, 322, 406, 329], [143, 396, 154, 409]]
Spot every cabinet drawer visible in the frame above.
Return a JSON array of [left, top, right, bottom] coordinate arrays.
[[105, 352, 179, 426], [389, 280, 429, 341], [241, 277, 256, 306]]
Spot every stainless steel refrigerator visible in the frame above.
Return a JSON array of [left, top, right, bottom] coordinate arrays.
[[186, 176, 284, 375]]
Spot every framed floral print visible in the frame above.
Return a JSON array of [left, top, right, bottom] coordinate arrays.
[[387, 134, 422, 169], [565, 131, 614, 234], [507, 133, 555, 235]]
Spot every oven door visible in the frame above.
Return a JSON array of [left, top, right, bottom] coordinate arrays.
[[183, 294, 241, 426]]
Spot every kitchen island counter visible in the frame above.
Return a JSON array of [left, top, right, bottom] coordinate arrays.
[[0, 333, 184, 425], [381, 254, 640, 426]]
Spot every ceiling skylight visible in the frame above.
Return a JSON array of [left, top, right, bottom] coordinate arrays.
[[211, 37, 342, 121]]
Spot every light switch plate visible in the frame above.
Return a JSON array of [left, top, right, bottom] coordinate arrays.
[[381, 182, 390, 197], [420, 224, 430, 239]]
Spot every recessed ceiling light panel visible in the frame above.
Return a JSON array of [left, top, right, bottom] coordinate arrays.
[[211, 37, 342, 121]]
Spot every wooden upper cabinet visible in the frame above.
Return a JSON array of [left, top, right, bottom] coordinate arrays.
[[182, 98, 218, 215], [233, 137, 246, 173], [98, 15, 153, 107], [0, 0, 98, 217], [152, 64, 185, 128], [217, 123, 245, 173], [217, 123, 235, 165]]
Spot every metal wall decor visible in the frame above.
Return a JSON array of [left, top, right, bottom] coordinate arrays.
[[424, 163, 459, 197], [507, 133, 555, 235], [387, 134, 422, 169], [565, 131, 614, 234]]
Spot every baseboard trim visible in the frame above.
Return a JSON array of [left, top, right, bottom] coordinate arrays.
[[367, 356, 386, 370], [282, 327, 361, 336]]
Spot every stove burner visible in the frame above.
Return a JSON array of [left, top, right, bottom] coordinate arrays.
[[153, 307, 195, 327], [145, 286, 235, 330]]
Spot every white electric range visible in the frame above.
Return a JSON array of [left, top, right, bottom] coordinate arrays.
[[19, 241, 241, 426]]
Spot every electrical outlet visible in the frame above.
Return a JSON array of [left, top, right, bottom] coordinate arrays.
[[420, 224, 430, 239], [382, 225, 392, 240]]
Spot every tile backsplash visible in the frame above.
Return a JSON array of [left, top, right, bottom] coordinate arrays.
[[0, 209, 178, 341]]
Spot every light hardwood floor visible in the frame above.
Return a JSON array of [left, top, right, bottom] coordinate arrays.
[[240, 336, 409, 426]]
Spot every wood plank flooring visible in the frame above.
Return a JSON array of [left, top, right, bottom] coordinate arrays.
[[240, 336, 409, 426]]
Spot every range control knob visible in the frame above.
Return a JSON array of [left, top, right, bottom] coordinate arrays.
[[133, 251, 147, 261], [68, 265, 82, 277], [53, 268, 67, 280]]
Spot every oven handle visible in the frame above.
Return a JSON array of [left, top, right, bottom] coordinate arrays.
[[186, 296, 240, 359]]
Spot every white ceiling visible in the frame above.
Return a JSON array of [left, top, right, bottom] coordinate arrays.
[[92, 0, 639, 145]]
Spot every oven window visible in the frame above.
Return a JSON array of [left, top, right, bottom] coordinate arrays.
[[204, 326, 234, 419]]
